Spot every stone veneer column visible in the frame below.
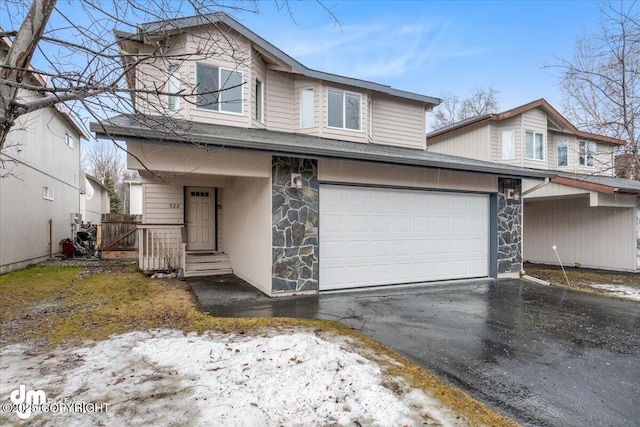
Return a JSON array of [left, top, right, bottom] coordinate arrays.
[[271, 156, 319, 292], [497, 178, 523, 274]]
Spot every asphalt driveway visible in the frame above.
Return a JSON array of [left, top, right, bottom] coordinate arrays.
[[190, 276, 640, 427]]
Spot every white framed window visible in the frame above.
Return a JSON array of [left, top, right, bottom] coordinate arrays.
[[525, 130, 545, 160], [300, 87, 314, 128], [65, 133, 74, 149], [196, 64, 243, 114], [255, 79, 264, 122], [501, 130, 515, 160], [327, 89, 361, 131], [579, 141, 596, 167], [557, 140, 568, 166], [167, 64, 180, 110], [43, 186, 54, 200]]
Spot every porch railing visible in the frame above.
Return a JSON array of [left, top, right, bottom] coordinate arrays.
[[138, 225, 186, 272]]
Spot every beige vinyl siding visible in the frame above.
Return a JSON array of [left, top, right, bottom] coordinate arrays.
[[143, 183, 184, 224], [572, 140, 616, 176], [319, 159, 497, 193], [520, 108, 548, 169], [429, 122, 491, 160], [524, 197, 637, 271], [373, 95, 426, 149], [266, 69, 294, 132]]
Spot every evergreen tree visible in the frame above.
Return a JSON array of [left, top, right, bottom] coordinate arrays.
[[103, 172, 123, 214]]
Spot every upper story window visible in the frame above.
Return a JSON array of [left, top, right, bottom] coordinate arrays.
[[196, 64, 243, 114], [525, 130, 544, 160], [579, 141, 596, 167], [300, 88, 314, 128], [501, 130, 515, 160], [167, 64, 180, 110], [255, 79, 264, 122], [65, 133, 74, 149], [557, 140, 568, 166], [327, 89, 361, 131], [43, 186, 54, 200]]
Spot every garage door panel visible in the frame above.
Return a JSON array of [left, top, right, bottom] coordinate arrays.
[[319, 185, 489, 290]]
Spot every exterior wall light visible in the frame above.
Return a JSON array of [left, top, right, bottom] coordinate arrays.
[[291, 173, 303, 189]]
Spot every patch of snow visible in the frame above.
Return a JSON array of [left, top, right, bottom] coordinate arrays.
[[589, 284, 640, 302], [0, 329, 466, 426]]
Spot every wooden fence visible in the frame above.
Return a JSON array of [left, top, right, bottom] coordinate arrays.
[[101, 214, 142, 251]]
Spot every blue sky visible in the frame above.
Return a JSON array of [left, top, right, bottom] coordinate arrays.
[[233, 0, 604, 113]]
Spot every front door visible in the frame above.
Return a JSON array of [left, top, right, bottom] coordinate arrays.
[[185, 187, 215, 251]]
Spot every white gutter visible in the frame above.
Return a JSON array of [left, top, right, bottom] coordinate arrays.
[[521, 178, 550, 197]]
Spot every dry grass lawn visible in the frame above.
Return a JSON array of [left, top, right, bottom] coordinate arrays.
[[0, 264, 519, 427]]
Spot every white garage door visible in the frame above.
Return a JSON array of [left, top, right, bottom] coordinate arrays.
[[319, 185, 489, 290]]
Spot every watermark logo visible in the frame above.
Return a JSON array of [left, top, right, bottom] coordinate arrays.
[[2, 385, 109, 420], [10, 385, 46, 420]]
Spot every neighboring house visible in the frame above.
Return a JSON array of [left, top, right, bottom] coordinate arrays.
[[80, 173, 112, 224], [427, 99, 640, 272], [91, 13, 553, 296], [615, 154, 640, 180], [0, 37, 88, 273]]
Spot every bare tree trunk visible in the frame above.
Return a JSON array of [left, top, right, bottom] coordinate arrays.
[[0, 0, 57, 149]]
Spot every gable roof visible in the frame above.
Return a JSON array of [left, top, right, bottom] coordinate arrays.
[[116, 12, 440, 108], [90, 114, 554, 180], [427, 98, 625, 146]]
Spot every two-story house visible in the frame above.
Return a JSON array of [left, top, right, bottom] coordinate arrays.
[[428, 99, 640, 272], [1, 37, 88, 273], [91, 13, 553, 296]]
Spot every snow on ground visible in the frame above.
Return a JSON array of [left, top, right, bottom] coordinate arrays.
[[0, 329, 465, 426], [588, 284, 640, 302]]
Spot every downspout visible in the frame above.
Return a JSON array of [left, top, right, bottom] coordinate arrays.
[[521, 177, 550, 197]]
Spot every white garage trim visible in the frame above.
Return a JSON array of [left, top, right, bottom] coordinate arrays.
[[319, 185, 489, 290]]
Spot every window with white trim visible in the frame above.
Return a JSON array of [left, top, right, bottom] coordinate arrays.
[[65, 133, 74, 149], [525, 130, 545, 160], [255, 79, 264, 122], [196, 64, 243, 114], [579, 141, 596, 167], [300, 88, 314, 128], [43, 186, 54, 200], [327, 89, 361, 130], [167, 64, 180, 110], [557, 140, 568, 166], [501, 130, 515, 160]]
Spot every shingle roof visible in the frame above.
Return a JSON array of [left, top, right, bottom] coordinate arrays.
[[116, 12, 441, 107], [556, 172, 640, 194], [90, 114, 555, 180]]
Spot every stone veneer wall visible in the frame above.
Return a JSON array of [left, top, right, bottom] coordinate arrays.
[[272, 157, 319, 292], [498, 178, 522, 274]]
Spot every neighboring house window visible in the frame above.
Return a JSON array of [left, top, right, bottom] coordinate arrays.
[[525, 130, 545, 160], [65, 133, 74, 149], [579, 141, 596, 167], [327, 89, 361, 130], [167, 64, 180, 110], [196, 64, 243, 114], [255, 79, 264, 122], [300, 88, 314, 128], [557, 140, 568, 166], [43, 186, 54, 200], [501, 130, 515, 160], [368, 97, 373, 137]]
